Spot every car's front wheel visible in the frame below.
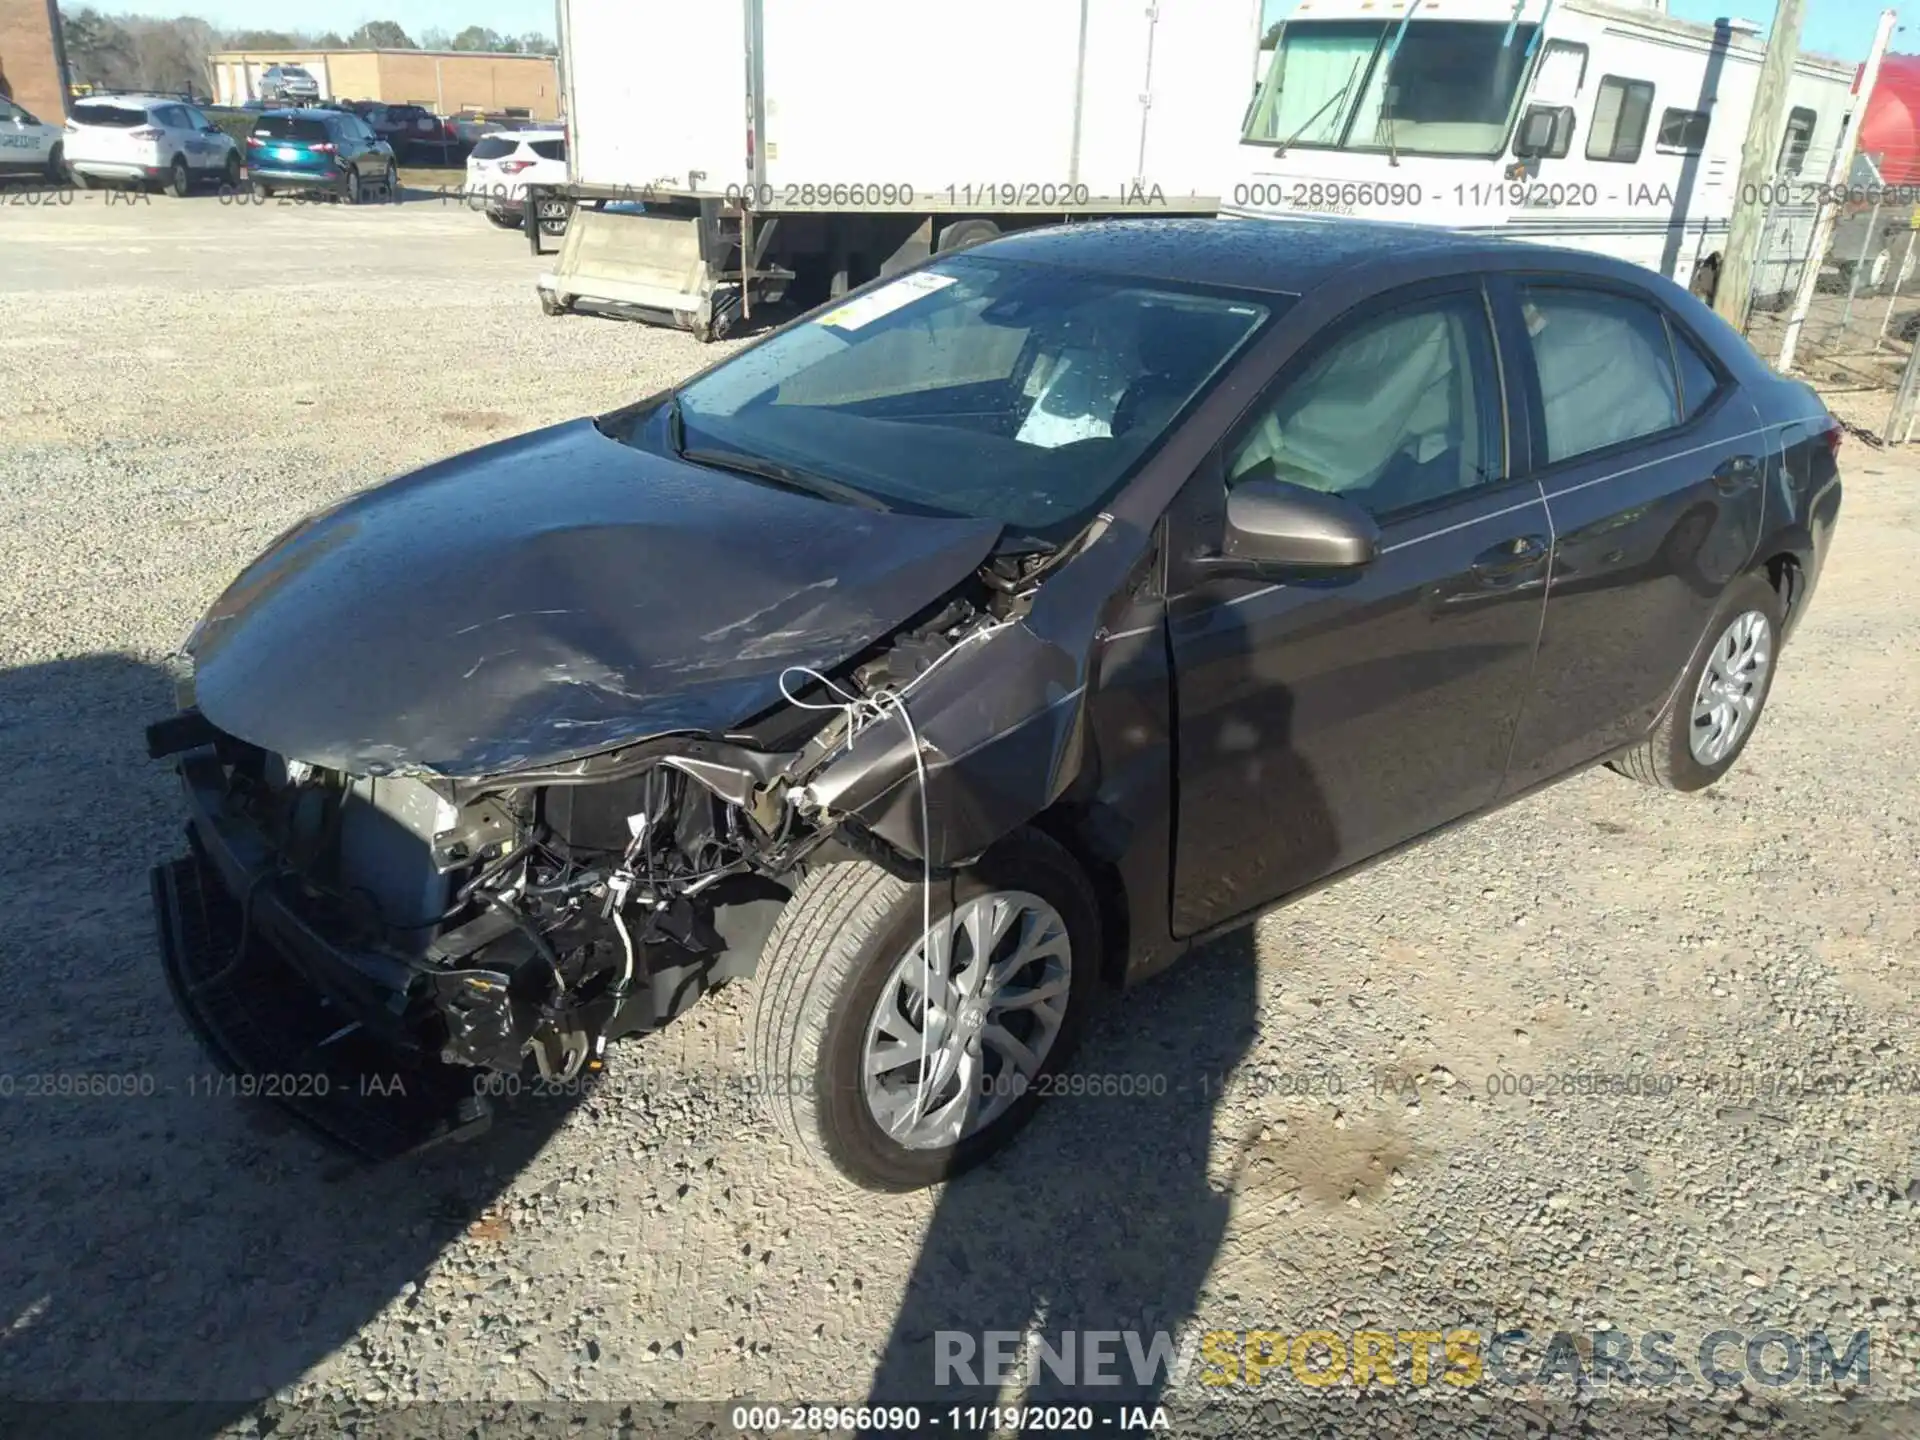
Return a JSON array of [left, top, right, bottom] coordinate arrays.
[[1610, 571, 1784, 791], [344, 166, 363, 204], [748, 828, 1100, 1191]]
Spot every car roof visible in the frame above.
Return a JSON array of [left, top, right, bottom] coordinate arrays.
[[974, 216, 1662, 298], [72, 95, 171, 109]]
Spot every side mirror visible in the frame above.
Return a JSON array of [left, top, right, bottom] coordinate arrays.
[[1513, 104, 1568, 160], [1196, 475, 1379, 579]]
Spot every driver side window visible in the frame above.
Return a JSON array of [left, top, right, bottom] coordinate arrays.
[[1225, 288, 1503, 519]]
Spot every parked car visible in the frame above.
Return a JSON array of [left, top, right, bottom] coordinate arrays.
[[259, 65, 321, 105], [0, 96, 66, 182], [246, 108, 396, 202], [64, 96, 242, 195], [465, 129, 568, 230], [371, 103, 451, 160], [149, 219, 1841, 1191]]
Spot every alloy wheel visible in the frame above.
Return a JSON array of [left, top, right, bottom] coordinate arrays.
[[861, 890, 1072, 1151], [1689, 610, 1772, 766]]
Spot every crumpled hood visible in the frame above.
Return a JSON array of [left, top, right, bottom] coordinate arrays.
[[185, 418, 1001, 776]]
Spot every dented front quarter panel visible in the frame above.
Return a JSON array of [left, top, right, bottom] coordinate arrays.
[[804, 513, 1163, 868]]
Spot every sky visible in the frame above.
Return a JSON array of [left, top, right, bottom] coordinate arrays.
[[113, 0, 1902, 62]]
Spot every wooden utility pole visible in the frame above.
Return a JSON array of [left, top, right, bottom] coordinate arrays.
[[1716, 0, 1808, 328]]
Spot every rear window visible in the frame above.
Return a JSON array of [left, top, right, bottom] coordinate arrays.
[[388, 106, 428, 120], [72, 102, 149, 128], [254, 114, 332, 142], [470, 136, 518, 160], [530, 139, 566, 162]]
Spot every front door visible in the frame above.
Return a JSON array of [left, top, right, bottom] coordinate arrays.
[[1168, 282, 1550, 937]]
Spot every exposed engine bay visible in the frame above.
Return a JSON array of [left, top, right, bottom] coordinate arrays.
[[152, 554, 1055, 1103]]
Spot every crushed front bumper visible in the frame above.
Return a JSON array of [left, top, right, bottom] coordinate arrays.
[[152, 751, 493, 1161]]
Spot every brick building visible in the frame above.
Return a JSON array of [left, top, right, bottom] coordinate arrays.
[[0, 0, 69, 123], [209, 48, 560, 119]]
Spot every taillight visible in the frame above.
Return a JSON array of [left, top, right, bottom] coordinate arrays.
[[245, 135, 262, 147], [1822, 420, 1843, 459], [497, 159, 534, 174], [312, 142, 336, 154]]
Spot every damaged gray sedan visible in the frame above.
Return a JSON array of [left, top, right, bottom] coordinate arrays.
[[151, 219, 1840, 1189]]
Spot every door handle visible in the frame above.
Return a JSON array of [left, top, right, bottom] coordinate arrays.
[[1712, 455, 1761, 492], [1469, 533, 1549, 585]]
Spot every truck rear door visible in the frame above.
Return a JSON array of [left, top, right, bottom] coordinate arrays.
[[561, 0, 747, 193]]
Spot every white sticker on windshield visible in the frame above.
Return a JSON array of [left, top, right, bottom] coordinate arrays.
[[816, 270, 958, 331]]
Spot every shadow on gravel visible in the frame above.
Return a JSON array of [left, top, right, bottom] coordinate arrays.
[[0, 652, 574, 1440], [864, 926, 1261, 1428]]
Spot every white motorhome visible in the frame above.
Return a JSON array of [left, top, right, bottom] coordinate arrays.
[[1230, 0, 1857, 305], [539, 0, 1266, 338]]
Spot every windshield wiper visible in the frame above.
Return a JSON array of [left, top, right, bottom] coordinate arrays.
[[680, 446, 892, 512], [1273, 57, 1363, 156], [664, 393, 686, 456]]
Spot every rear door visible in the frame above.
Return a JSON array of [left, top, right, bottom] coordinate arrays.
[[1496, 277, 1767, 792], [1167, 279, 1551, 935]]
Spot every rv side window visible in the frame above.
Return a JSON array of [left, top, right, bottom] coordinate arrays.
[[1656, 108, 1711, 155], [1779, 107, 1817, 176], [1585, 77, 1654, 163]]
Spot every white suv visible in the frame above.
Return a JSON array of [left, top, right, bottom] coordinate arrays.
[[65, 97, 242, 196], [0, 97, 66, 182], [261, 66, 321, 104], [465, 129, 568, 230]]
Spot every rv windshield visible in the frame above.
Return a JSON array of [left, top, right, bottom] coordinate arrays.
[[1246, 20, 1541, 158]]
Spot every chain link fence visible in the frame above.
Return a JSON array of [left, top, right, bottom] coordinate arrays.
[[1737, 158, 1920, 442]]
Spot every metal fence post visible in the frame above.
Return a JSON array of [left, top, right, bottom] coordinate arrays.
[[1884, 332, 1920, 442], [1838, 196, 1884, 342]]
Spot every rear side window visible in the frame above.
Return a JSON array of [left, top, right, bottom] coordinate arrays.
[[470, 136, 518, 159], [530, 139, 566, 161], [72, 102, 149, 128], [1520, 285, 1680, 463], [1669, 325, 1721, 420], [254, 114, 332, 142], [1586, 77, 1653, 163]]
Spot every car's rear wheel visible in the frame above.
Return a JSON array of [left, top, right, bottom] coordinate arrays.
[[486, 208, 520, 228], [45, 143, 63, 183], [747, 827, 1099, 1191], [221, 152, 241, 192], [167, 156, 190, 198], [253, 181, 275, 200], [1610, 572, 1784, 792]]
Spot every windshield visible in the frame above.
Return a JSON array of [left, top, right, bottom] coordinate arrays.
[[1246, 20, 1540, 157], [660, 258, 1272, 543]]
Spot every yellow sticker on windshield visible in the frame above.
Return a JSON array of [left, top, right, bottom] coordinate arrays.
[[817, 270, 959, 332]]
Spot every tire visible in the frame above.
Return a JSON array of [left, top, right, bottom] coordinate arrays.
[[167, 156, 190, 198], [222, 152, 241, 192], [46, 143, 63, 184], [345, 166, 363, 204], [748, 827, 1101, 1191], [382, 160, 397, 199], [936, 218, 1001, 254], [486, 208, 521, 229], [1609, 572, 1784, 792], [253, 181, 275, 200]]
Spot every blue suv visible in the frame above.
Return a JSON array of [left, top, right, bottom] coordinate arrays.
[[246, 109, 396, 202]]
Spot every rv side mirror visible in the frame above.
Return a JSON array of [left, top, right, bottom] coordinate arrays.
[[1514, 105, 1569, 160]]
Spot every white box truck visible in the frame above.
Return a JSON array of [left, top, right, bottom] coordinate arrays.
[[537, 0, 1267, 338]]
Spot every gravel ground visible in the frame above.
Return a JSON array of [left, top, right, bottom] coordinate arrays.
[[1, 194, 1916, 1438]]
